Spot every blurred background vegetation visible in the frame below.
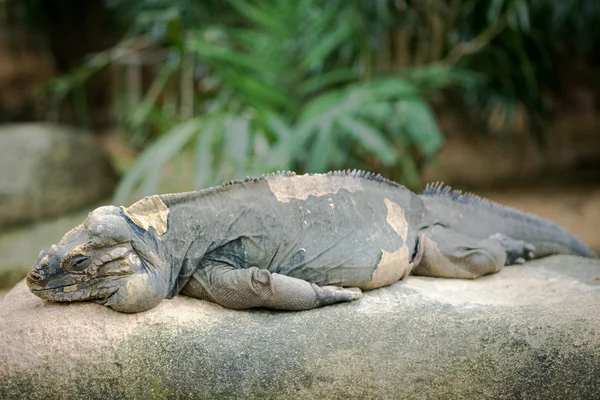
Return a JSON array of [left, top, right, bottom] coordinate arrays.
[[2, 0, 600, 202]]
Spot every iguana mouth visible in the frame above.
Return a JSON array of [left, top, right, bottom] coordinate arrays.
[[30, 276, 120, 302]]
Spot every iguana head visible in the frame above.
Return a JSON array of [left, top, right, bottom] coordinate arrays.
[[26, 205, 170, 313]]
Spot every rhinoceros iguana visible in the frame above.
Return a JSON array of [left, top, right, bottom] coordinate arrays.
[[26, 171, 595, 313]]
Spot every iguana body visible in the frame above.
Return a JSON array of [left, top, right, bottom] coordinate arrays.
[[27, 171, 595, 313]]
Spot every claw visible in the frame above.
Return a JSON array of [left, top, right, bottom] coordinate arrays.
[[514, 257, 526, 265], [527, 251, 534, 259], [525, 244, 536, 252], [343, 287, 362, 300], [316, 285, 362, 305]]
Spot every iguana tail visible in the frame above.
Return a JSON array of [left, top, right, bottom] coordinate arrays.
[[421, 183, 596, 259]]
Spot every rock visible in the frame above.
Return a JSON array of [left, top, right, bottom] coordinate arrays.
[[1, 255, 599, 399], [0, 123, 117, 228]]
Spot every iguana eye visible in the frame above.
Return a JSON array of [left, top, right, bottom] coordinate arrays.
[[71, 255, 91, 270]]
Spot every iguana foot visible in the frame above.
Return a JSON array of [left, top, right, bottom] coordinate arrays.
[[489, 233, 535, 265], [312, 284, 362, 306]]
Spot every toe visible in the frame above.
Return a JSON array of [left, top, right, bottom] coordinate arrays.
[[525, 244, 536, 252]]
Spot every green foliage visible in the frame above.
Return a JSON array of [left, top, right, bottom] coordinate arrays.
[[446, 0, 600, 132], [8, 0, 598, 201], [103, 0, 474, 202]]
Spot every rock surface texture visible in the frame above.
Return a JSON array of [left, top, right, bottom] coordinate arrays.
[[0, 123, 117, 227], [1, 255, 599, 399]]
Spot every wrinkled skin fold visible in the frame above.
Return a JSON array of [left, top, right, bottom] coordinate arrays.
[[27, 205, 170, 312]]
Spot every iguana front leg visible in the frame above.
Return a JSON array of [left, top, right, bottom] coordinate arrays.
[[184, 261, 362, 310], [412, 225, 535, 279], [488, 233, 535, 265]]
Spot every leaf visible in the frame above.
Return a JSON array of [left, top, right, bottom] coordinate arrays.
[[337, 116, 396, 165], [129, 62, 178, 130], [514, 0, 530, 32], [403, 65, 480, 92], [264, 113, 293, 142], [299, 90, 343, 121], [136, 7, 180, 25], [487, 0, 506, 24], [138, 163, 163, 198], [300, 69, 359, 96], [366, 77, 417, 100], [224, 116, 251, 176], [400, 100, 445, 157], [194, 118, 218, 190], [261, 114, 295, 169], [308, 118, 334, 172], [396, 145, 421, 189], [291, 119, 318, 161], [115, 118, 201, 203], [189, 36, 268, 73], [356, 101, 393, 124], [229, 0, 286, 36], [301, 22, 353, 71], [219, 68, 290, 109]]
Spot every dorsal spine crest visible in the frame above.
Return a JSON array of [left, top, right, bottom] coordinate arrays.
[[159, 170, 405, 207], [423, 181, 534, 219]]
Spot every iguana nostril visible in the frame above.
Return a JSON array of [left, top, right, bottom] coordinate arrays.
[[27, 270, 45, 290], [29, 271, 42, 281]]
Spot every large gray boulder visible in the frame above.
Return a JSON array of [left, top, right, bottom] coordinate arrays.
[[0, 123, 117, 227], [1, 255, 599, 399]]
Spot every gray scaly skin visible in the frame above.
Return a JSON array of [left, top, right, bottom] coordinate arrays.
[[27, 171, 596, 313]]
